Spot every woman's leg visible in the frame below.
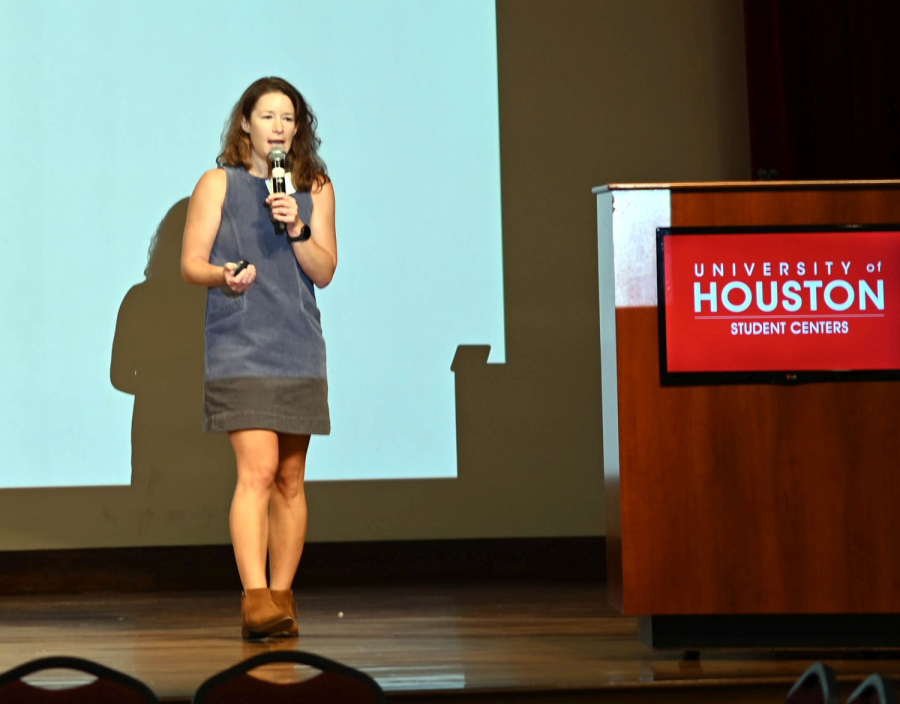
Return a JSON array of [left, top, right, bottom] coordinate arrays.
[[229, 429, 280, 590], [268, 433, 310, 590]]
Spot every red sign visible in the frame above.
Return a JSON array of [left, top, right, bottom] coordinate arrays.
[[662, 229, 900, 372]]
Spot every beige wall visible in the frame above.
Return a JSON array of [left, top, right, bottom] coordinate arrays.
[[0, 0, 750, 550]]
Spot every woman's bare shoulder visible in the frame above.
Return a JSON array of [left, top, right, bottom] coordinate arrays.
[[197, 167, 227, 190], [192, 168, 227, 203], [310, 177, 334, 199]]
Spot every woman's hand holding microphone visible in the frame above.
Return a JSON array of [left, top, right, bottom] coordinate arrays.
[[267, 193, 307, 238]]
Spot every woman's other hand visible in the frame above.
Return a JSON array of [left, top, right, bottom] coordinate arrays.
[[224, 262, 257, 294]]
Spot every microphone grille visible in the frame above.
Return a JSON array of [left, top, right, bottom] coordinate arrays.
[[268, 147, 287, 162]]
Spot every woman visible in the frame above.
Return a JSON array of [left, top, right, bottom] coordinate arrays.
[[181, 77, 337, 639]]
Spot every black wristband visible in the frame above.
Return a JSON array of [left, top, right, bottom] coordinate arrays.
[[288, 224, 311, 243]]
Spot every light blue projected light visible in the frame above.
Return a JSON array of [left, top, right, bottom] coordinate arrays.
[[0, 1, 503, 487]]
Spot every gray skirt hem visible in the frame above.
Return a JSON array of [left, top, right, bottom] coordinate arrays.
[[203, 412, 331, 436], [203, 375, 330, 435]]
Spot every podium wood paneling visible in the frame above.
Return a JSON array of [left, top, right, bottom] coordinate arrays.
[[607, 183, 900, 615]]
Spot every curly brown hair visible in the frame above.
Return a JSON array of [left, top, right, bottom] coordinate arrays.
[[217, 77, 329, 191]]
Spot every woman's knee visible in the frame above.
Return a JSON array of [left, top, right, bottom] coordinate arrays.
[[237, 460, 279, 494], [230, 429, 280, 494], [274, 463, 305, 499]]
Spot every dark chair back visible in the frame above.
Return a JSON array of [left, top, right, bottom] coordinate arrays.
[[785, 662, 839, 704], [847, 674, 899, 704], [0, 656, 159, 703], [193, 651, 386, 704]]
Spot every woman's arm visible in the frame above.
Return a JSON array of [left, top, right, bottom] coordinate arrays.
[[268, 180, 338, 288], [181, 169, 256, 292]]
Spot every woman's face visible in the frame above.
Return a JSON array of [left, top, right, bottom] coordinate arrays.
[[241, 91, 298, 160]]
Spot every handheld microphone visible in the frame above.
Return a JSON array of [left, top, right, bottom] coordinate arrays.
[[268, 147, 287, 234]]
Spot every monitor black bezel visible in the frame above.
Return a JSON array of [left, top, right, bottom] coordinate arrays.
[[656, 224, 900, 386]]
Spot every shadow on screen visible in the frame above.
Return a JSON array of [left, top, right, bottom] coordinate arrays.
[[109, 199, 235, 536]]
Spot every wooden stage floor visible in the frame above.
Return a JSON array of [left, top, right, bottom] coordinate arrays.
[[2, 581, 899, 703]]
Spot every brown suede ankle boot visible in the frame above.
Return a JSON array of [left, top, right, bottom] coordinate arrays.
[[241, 588, 293, 639], [270, 589, 299, 637]]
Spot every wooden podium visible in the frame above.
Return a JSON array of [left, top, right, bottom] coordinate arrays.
[[594, 181, 900, 647]]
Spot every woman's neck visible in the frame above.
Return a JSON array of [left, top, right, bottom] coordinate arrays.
[[247, 151, 270, 178]]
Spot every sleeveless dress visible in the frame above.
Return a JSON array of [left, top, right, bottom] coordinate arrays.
[[202, 166, 330, 435]]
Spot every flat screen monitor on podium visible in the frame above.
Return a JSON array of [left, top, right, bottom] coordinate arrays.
[[657, 224, 900, 385]]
